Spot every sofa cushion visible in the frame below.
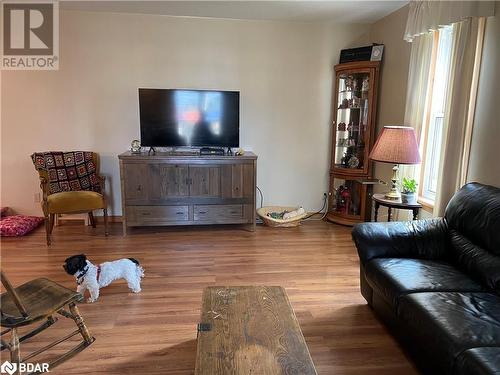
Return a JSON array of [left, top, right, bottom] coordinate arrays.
[[398, 292, 500, 375], [454, 347, 500, 375], [445, 182, 500, 255], [450, 230, 500, 294], [365, 258, 484, 309]]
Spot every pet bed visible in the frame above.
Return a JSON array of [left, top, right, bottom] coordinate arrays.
[[0, 215, 44, 237], [257, 206, 308, 227]]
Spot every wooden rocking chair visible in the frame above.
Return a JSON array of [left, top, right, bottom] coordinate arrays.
[[0, 272, 95, 374]]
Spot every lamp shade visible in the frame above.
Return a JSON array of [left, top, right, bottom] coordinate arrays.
[[369, 126, 421, 164]]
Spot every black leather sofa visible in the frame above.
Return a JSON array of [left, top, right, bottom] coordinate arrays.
[[352, 182, 500, 375]]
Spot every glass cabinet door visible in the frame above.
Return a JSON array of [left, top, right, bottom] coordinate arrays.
[[333, 70, 372, 174], [330, 177, 363, 218]]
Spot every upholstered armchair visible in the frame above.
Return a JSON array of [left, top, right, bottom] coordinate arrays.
[[31, 152, 108, 245]]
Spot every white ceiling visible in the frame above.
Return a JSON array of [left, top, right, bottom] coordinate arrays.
[[61, 1, 408, 24]]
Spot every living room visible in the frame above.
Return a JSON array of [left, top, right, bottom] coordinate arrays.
[[1, 1, 499, 374]]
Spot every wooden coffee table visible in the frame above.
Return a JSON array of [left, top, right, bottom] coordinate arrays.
[[195, 286, 317, 375]]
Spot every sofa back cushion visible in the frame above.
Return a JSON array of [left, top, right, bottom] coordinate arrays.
[[450, 230, 500, 293], [445, 183, 500, 293], [445, 182, 500, 255]]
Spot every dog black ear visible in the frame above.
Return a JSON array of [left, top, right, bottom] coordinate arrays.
[[63, 254, 88, 275], [77, 254, 87, 268]]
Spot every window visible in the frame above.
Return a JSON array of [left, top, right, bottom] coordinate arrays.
[[419, 26, 453, 204]]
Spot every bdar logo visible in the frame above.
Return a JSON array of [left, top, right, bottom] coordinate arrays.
[[0, 361, 17, 375]]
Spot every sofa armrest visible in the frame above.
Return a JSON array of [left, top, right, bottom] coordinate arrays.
[[352, 219, 449, 265]]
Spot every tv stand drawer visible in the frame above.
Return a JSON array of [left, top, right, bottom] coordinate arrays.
[[128, 206, 189, 223], [194, 205, 243, 222]]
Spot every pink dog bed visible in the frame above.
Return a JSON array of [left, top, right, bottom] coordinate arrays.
[[0, 210, 44, 237]]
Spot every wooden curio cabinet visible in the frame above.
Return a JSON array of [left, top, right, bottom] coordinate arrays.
[[326, 61, 380, 226]]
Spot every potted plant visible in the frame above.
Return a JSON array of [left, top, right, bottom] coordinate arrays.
[[401, 177, 418, 203]]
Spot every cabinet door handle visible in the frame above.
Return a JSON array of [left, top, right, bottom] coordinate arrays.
[[198, 211, 208, 214], [176, 211, 184, 215], [137, 185, 142, 192], [141, 212, 151, 216]]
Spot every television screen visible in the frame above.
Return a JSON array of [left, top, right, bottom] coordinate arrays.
[[139, 88, 239, 147]]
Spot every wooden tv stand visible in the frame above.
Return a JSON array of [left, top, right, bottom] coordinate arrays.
[[118, 151, 257, 234]]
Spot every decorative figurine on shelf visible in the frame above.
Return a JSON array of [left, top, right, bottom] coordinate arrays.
[[335, 186, 344, 212], [341, 146, 356, 168], [362, 77, 370, 92], [338, 122, 347, 131], [131, 139, 141, 154], [341, 186, 351, 214], [348, 155, 360, 169], [335, 185, 351, 214], [345, 77, 354, 91], [351, 77, 358, 93], [339, 98, 349, 109]]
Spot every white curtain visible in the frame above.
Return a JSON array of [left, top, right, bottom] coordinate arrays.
[[403, 32, 434, 144], [433, 18, 482, 216], [396, 32, 434, 220], [404, 1, 494, 42]]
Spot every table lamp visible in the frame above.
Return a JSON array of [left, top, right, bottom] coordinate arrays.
[[369, 126, 421, 200]]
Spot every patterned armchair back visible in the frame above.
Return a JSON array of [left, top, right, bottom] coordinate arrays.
[[31, 151, 101, 194]]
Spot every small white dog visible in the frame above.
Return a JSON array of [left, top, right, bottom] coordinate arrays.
[[63, 254, 144, 303]]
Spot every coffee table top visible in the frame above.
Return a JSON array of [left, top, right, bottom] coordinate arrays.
[[195, 286, 317, 375]]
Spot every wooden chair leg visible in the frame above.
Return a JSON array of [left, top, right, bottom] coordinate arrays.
[[68, 303, 94, 345], [88, 212, 96, 228], [45, 215, 51, 246], [103, 209, 109, 236], [10, 328, 21, 374], [49, 214, 55, 234]]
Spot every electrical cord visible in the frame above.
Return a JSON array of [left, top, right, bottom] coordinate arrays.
[[304, 193, 329, 221], [256, 186, 264, 208]]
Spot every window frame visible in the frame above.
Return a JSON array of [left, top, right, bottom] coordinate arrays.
[[418, 31, 440, 208]]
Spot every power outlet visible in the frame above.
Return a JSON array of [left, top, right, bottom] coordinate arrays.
[[34, 192, 41, 203]]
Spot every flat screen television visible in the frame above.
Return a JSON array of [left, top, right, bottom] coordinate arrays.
[[138, 88, 239, 147]]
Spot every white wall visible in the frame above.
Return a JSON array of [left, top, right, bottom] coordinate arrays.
[[1, 11, 369, 216], [468, 3, 500, 187], [364, 5, 411, 197]]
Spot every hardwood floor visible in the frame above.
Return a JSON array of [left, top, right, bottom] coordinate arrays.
[[0, 221, 418, 375]]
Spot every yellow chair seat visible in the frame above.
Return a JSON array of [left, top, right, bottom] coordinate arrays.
[[47, 191, 105, 214]]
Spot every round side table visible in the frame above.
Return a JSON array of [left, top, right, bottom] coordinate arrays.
[[372, 193, 423, 222]]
